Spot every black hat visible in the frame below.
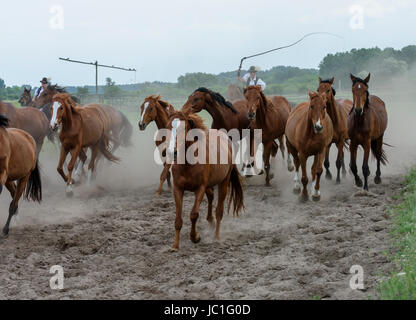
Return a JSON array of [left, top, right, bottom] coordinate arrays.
[[40, 77, 48, 84], [248, 66, 257, 73]]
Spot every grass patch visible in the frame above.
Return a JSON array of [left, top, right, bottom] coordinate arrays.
[[379, 168, 416, 299]]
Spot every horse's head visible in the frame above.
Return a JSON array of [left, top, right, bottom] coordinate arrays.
[[244, 85, 264, 120], [317, 77, 336, 103], [50, 93, 74, 131], [350, 73, 370, 116], [34, 84, 56, 108], [18, 87, 32, 106], [308, 91, 328, 134], [182, 89, 208, 115], [139, 96, 159, 130], [0, 114, 10, 191]]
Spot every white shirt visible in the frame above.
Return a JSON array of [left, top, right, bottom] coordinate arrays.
[[34, 87, 44, 99], [242, 73, 266, 91]]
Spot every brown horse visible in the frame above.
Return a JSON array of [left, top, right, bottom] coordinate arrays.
[[244, 85, 292, 185], [317, 77, 353, 183], [138, 95, 175, 195], [166, 111, 244, 251], [0, 115, 42, 237], [226, 83, 246, 102], [285, 91, 333, 201], [18, 87, 34, 107], [348, 74, 388, 191], [0, 100, 52, 155], [50, 93, 119, 195]]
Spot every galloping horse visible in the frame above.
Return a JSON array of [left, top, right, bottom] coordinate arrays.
[[166, 111, 244, 251], [285, 91, 333, 201], [244, 85, 292, 185], [0, 100, 52, 155], [226, 83, 246, 102], [317, 77, 353, 183], [348, 74, 388, 191], [50, 93, 119, 195], [0, 115, 42, 237], [138, 95, 175, 195]]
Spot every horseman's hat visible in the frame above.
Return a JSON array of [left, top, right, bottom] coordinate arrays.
[[40, 77, 49, 84], [248, 66, 257, 73]]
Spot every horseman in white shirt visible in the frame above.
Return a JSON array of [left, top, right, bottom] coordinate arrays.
[[32, 77, 49, 102], [238, 66, 266, 91]]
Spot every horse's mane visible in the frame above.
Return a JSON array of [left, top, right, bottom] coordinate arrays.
[[148, 95, 172, 111], [319, 79, 336, 96], [170, 111, 207, 130], [195, 87, 237, 114], [0, 114, 9, 129]]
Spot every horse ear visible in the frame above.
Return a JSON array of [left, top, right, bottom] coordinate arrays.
[[350, 74, 356, 82], [330, 77, 334, 85], [318, 77, 322, 84], [364, 73, 371, 83]]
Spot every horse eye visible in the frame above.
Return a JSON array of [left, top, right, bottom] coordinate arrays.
[[193, 98, 199, 103]]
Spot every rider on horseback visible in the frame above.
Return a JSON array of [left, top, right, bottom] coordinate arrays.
[[32, 77, 50, 102], [238, 66, 266, 91]]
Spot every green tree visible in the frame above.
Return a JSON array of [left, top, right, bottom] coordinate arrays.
[[103, 77, 122, 98]]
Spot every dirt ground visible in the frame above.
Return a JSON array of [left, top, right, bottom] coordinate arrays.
[[0, 91, 414, 300]]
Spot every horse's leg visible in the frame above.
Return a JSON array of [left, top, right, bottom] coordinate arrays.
[[299, 153, 309, 201], [311, 150, 325, 202], [362, 139, 371, 191], [287, 141, 301, 194], [324, 142, 332, 180], [285, 136, 295, 172], [172, 186, 184, 251], [65, 146, 81, 196], [190, 186, 206, 244], [166, 165, 172, 189], [87, 145, 99, 186], [205, 187, 214, 228], [335, 140, 344, 184], [374, 135, 384, 185], [278, 135, 285, 159], [349, 140, 363, 188], [57, 147, 70, 183], [74, 149, 88, 184], [341, 152, 347, 178], [2, 176, 29, 236], [156, 164, 170, 196], [215, 179, 228, 241], [263, 140, 273, 186]]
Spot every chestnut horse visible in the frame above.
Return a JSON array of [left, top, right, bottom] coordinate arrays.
[[166, 111, 244, 251], [138, 95, 175, 195], [244, 85, 292, 185], [226, 83, 246, 102], [348, 74, 388, 191], [0, 115, 42, 237], [285, 92, 333, 201], [317, 77, 353, 183], [0, 100, 52, 155], [50, 93, 119, 195]]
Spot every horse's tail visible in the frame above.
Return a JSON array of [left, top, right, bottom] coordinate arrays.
[[371, 140, 388, 165], [98, 138, 120, 163], [227, 165, 244, 217], [119, 111, 133, 147], [25, 160, 42, 202]]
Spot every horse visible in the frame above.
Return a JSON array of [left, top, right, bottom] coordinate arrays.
[[0, 115, 42, 238], [285, 91, 333, 201], [0, 100, 52, 155], [317, 77, 353, 183], [18, 87, 34, 107], [138, 95, 175, 195], [165, 111, 244, 251], [50, 93, 119, 196], [226, 83, 246, 102], [348, 73, 388, 191], [244, 85, 292, 186]]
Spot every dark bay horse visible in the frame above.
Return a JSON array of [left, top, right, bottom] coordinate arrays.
[[0, 100, 51, 155], [348, 74, 388, 191], [18, 87, 34, 107], [50, 93, 119, 196], [0, 115, 42, 237], [138, 95, 175, 195], [244, 85, 292, 185], [166, 111, 244, 251], [285, 92, 333, 201], [317, 77, 353, 183]]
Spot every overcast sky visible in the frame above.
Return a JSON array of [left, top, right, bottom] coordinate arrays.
[[1, 0, 415, 87]]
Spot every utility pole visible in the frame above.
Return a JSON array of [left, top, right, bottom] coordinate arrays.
[[59, 57, 136, 94]]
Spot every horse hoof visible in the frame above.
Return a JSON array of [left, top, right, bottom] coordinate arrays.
[[293, 186, 301, 195], [191, 235, 201, 244], [300, 194, 309, 202], [355, 178, 363, 188], [258, 170, 264, 175], [312, 194, 321, 202], [155, 191, 162, 197], [325, 172, 332, 180], [374, 176, 382, 185], [169, 247, 179, 253], [336, 178, 341, 185], [288, 165, 295, 172], [265, 182, 272, 187]]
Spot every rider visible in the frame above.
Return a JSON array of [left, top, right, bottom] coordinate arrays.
[[32, 77, 50, 102], [238, 66, 266, 91]]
